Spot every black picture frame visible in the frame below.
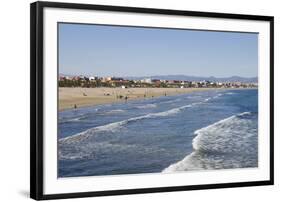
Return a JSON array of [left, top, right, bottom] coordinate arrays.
[[30, 1, 274, 200]]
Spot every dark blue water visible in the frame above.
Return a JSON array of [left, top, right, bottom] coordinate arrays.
[[58, 89, 258, 177]]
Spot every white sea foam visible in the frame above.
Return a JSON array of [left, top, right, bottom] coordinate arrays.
[[162, 112, 258, 172], [59, 101, 202, 160], [213, 93, 223, 99], [204, 97, 211, 102], [59, 142, 138, 160], [203, 93, 225, 102], [136, 104, 157, 109], [59, 115, 89, 123], [103, 109, 125, 114], [60, 102, 200, 142], [60, 120, 126, 144], [160, 98, 182, 104]]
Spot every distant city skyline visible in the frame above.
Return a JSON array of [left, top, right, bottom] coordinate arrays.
[[59, 23, 258, 78]]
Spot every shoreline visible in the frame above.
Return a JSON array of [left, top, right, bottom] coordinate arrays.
[[59, 87, 255, 111]]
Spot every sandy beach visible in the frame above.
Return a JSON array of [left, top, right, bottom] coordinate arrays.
[[59, 87, 219, 111]]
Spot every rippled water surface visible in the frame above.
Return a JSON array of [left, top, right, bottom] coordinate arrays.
[[58, 89, 258, 177]]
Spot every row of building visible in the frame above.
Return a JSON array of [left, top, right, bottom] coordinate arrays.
[[59, 75, 258, 88]]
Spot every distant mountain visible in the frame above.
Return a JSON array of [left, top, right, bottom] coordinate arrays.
[[124, 75, 258, 83]]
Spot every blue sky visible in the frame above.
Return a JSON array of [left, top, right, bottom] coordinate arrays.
[[59, 23, 258, 78]]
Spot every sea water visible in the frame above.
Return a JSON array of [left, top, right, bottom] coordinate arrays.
[[58, 89, 258, 177]]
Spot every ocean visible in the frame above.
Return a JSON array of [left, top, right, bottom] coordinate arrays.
[[58, 89, 258, 177]]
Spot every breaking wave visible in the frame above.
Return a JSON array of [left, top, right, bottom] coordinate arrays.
[[204, 97, 211, 101], [136, 104, 157, 109], [226, 92, 236, 95], [59, 101, 204, 160], [58, 93, 228, 161], [59, 108, 100, 124], [163, 112, 258, 172], [59, 115, 89, 124], [60, 102, 198, 142], [213, 93, 223, 99], [59, 142, 139, 160], [103, 109, 125, 114]]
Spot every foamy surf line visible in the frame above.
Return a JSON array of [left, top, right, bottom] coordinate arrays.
[[59, 92, 224, 143], [59, 94, 222, 146], [59, 100, 208, 144], [136, 104, 157, 109], [58, 101, 204, 160], [162, 111, 257, 172]]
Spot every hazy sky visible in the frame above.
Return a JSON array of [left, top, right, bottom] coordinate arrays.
[[59, 23, 258, 78]]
